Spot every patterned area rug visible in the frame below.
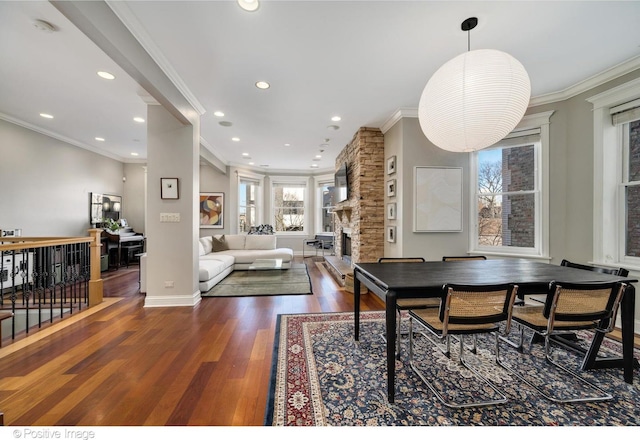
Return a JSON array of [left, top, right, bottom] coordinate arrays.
[[202, 264, 312, 297], [265, 311, 640, 426]]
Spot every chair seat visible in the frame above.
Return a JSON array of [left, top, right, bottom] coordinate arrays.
[[397, 298, 440, 309], [512, 305, 598, 331], [410, 308, 500, 334]]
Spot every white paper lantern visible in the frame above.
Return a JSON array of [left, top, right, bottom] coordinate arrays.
[[418, 48, 531, 153]]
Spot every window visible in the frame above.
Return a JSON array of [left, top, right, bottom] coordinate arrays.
[[316, 176, 335, 234], [271, 179, 308, 233], [470, 111, 552, 258], [616, 101, 640, 262], [238, 175, 261, 233], [588, 78, 640, 269]]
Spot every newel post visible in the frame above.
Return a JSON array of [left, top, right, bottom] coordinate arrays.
[[88, 228, 104, 306]]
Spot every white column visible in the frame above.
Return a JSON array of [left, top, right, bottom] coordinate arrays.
[[144, 105, 201, 307]]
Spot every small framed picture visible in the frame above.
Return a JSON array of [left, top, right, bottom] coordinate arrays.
[[387, 155, 397, 175], [387, 226, 396, 243], [387, 203, 396, 220], [161, 178, 179, 199], [387, 179, 396, 198]]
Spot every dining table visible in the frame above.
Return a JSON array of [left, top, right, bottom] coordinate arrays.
[[352, 258, 637, 403]]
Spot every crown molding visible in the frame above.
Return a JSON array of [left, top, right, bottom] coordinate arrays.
[[106, 1, 207, 117], [380, 108, 418, 133], [0, 112, 129, 163], [529, 55, 640, 107]]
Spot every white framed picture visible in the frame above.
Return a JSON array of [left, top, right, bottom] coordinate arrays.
[[387, 179, 396, 198], [387, 226, 396, 243], [413, 166, 462, 232], [387, 155, 397, 175], [387, 203, 396, 220]]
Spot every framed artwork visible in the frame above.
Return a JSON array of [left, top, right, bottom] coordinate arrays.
[[161, 178, 179, 199], [386, 179, 396, 198], [387, 226, 396, 243], [413, 166, 463, 232], [387, 203, 396, 220], [387, 155, 397, 175], [199, 192, 224, 228]]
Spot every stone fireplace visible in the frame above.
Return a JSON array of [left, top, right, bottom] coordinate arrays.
[[332, 127, 385, 266]]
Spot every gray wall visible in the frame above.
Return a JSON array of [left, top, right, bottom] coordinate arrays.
[[0, 119, 126, 236], [385, 118, 470, 260]]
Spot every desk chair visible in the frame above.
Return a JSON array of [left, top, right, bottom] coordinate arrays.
[[409, 283, 518, 408], [500, 280, 626, 403]]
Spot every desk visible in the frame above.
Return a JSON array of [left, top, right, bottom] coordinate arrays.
[[353, 258, 637, 403]]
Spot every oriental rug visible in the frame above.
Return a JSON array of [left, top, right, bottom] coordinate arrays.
[[264, 311, 640, 426], [202, 264, 312, 297]]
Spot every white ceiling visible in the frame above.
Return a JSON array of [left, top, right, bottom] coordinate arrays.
[[2, 1, 640, 172]]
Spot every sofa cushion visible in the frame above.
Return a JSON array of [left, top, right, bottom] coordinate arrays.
[[223, 248, 293, 265], [245, 234, 276, 250], [198, 241, 206, 257], [212, 235, 230, 252], [221, 234, 246, 250], [199, 258, 228, 282], [200, 236, 213, 254]]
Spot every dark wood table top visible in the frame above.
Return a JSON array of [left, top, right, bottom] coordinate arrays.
[[355, 259, 636, 293]]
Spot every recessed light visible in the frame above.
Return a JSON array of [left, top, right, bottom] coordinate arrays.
[[95, 137, 105, 142], [131, 152, 139, 156], [133, 117, 145, 123], [331, 116, 342, 122], [242, 152, 250, 157], [40, 113, 54, 119], [238, 0, 260, 12], [327, 125, 340, 131], [232, 137, 240, 142], [219, 121, 233, 127], [255, 81, 270, 90], [249, 162, 255, 165], [315, 155, 322, 159], [311, 164, 319, 168], [97, 71, 115, 80], [284, 143, 291, 147], [214, 111, 225, 117]]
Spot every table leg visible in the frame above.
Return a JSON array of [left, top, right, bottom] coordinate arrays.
[[621, 284, 636, 384], [582, 283, 636, 384], [386, 289, 397, 403], [354, 270, 361, 341]]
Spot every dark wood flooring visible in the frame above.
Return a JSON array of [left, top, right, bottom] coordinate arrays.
[[0, 257, 384, 426]]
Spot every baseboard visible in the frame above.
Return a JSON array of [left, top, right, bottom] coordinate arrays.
[[143, 291, 202, 307]]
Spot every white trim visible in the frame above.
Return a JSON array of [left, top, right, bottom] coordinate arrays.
[[106, 1, 206, 116], [529, 55, 640, 107], [380, 108, 418, 134], [144, 291, 202, 307], [587, 77, 640, 267], [469, 111, 552, 258], [270, 176, 311, 234]]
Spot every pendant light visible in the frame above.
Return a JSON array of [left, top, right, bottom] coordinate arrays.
[[418, 17, 531, 153]]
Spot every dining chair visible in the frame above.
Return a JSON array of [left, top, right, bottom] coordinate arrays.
[[408, 282, 518, 408], [560, 259, 629, 277], [378, 257, 433, 359], [442, 255, 487, 261], [544, 260, 629, 352], [499, 280, 627, 403]]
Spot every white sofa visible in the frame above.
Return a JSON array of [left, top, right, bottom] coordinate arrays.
[[198, 234, 293, 292]]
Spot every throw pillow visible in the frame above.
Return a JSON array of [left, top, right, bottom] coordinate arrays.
[[212, 235, 229, 252]]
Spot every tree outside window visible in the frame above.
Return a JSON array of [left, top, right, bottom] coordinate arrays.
[[273, 184, 305, 232], [477, 143, 537, 249]]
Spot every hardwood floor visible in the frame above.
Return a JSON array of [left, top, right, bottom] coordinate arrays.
[[0, 257, 384, 426]]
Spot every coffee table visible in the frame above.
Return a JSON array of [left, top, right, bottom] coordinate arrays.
[[248, 258, 283, 270]]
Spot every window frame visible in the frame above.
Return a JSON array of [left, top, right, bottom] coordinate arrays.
[[588, 77, 640, 271], [270, 176, 310, 236], [237, 171, 264, 234], [469, 111, 552, 259], [619, 119, 640, 263], [314, 174, 335, 235]]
